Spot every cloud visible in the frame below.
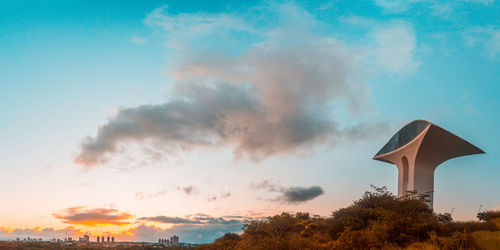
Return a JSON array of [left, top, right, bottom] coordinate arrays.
[[251, 180, 282, 192], [465, 0, 497, 4], [75, 2, 389, 168], [207, 191, 231, 202], [373, 0, 424, 14], [464, 27, 500, 58], [0, 226, 84, 240], [135, 190, 167, 200], [133, 214, 248, 243], [138, 216, 204, 224], [131, 36, 147, 45], [251, 180, 324, 203], [220, 191, 231, 199], [282, 186, 324, 203], [53, 207, 134, 226], [1, 212, 252, 243], [177, 185, 199, 196], [371, 22, 419, 74], [374, 0, 497, 15]]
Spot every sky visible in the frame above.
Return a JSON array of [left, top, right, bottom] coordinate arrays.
[[1, 0, 499, 244]]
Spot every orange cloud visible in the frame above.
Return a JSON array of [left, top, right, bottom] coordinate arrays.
[[53, 206, 134, 227], [0, 226, 84, 239]]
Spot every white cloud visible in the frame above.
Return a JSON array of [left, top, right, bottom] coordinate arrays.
[[465, 0, 497, 4], [373, 0, 425, 14], [76, 3, 391, 168], [131, 36, 147, 45], [372, 22, 419, 74], [464, 27, 500, 58]]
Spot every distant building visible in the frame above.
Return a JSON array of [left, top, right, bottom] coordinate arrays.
[[97, 236, 100, 243], [83, 234, 90, 242], [112, 236, 114, 243], [107, 236, 110, 243]]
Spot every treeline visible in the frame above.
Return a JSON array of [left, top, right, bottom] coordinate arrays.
[[197, 186, 500, 249]]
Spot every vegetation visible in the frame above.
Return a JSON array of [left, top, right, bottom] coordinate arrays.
[[197, 186, 500, 250]]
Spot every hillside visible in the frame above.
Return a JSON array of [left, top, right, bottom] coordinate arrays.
[[197, 186, 500, 250]]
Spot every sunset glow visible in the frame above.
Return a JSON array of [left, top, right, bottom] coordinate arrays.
[[1, 0, 499, 245]]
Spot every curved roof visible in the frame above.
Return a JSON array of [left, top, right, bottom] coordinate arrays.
[[375, 120, 430, 157]]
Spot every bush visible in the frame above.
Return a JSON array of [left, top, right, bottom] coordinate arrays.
[[197, 186, 499, 250]]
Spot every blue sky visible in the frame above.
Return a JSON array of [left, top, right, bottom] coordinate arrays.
[[0, 0, 499, 243]]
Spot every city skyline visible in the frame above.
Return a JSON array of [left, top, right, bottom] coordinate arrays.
[[1, 0, 499, 244]]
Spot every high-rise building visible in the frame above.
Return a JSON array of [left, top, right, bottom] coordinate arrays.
[[83, 234, 90, 242], [107, 236, 110, 243], [97, 236, 100, 243], [373, 120, 484, 208], [111, 236, 114, 243]]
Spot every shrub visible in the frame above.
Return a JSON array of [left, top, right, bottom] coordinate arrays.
[[197, 186, 498, 250]]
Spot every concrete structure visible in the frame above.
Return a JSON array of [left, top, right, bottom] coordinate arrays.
[[373, 120, 484, 208]]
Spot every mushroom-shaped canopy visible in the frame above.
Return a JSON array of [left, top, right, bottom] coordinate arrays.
[[373, 119, 484, 164], [375, 120, 430, 157]]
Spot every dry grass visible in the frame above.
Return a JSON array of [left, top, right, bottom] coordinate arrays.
[[472, 230, 500, 250], [404, 242, 440, 250], [492, 218, 500, 229]]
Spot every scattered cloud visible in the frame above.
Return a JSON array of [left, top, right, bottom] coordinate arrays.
[[1, 212, 256, 243], [371, 22, 419, 74], [282, 186, 324, 203], [135, 190, 167, 200], [177, 185, 199, 196], [464, 27, 500, 58], [251, 180, 324, 203], [75, 2, 389, 168], [0, 218, 244, 244], [207, 191, 231, 202], [131, 36, 147, 45], [53, 207, 134, 226], [126, 221, 243, 244], [138, 216, 204, 224], [220, 191, 231, 199], [373, 0, 424, 14], [465, 0, 497, 4], [428, 2, 455, 18], [374, 0, 497, 15], [133, 214, 249, 243], [251, 180, 282, 192], [0, 226, 84, 240]]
